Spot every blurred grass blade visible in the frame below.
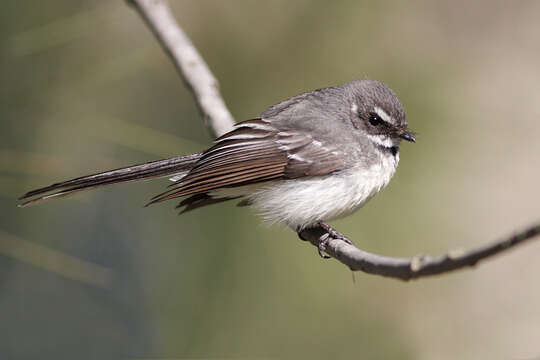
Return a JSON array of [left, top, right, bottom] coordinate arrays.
[[7, 3, 121, 57], [0, 230, 114, 288]]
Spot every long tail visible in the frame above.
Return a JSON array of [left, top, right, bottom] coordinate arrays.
[[18, 152, 202, 207]]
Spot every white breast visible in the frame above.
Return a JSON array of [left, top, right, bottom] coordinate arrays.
[[247, 152, 399, 230]]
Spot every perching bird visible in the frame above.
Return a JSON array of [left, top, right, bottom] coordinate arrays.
[[19, 79, 415, 253]]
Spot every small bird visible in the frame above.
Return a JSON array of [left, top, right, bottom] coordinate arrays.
[[19, 79, 415, 253]]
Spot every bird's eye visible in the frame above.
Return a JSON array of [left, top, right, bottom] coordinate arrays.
[[368, 113, 382, 126]]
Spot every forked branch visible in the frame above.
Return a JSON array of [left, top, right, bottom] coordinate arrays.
[[127, 0, 540, 280]]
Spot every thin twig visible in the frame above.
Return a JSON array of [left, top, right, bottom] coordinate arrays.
[[128, 0, 540, 280], [300, 223, 540, 280], [127, 0, 235, 138]]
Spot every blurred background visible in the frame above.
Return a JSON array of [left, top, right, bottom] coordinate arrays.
[[1, 1, 540, 359]]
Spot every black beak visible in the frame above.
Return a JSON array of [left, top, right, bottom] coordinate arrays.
[[397, 129, 416, 143]]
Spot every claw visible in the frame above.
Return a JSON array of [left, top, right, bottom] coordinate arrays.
[[318, 222, 354, 245], [297, 222, 352, 259], [318, 233, 331, 259]]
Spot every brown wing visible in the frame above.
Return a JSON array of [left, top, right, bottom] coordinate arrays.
[[147, 119, 346, 205]]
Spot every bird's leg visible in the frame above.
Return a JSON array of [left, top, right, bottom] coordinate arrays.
[[318, 222, 352, 243], [316, 233, 332, 259], [317, 221, 355, 257], [297, 222, 354, 259]]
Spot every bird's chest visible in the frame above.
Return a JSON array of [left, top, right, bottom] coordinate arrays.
[[249, 152, 399, 228], [329, 152, 399, 215]]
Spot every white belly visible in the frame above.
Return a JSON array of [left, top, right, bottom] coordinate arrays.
[[247, 153, 398, 229]]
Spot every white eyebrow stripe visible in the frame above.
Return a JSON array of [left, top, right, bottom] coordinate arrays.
[[374, 106, 393, 124]]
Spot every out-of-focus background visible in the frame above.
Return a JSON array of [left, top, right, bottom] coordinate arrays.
[[1, 1, 540, 359]]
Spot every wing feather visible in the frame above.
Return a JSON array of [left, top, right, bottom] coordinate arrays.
[[148, 118, 347, 205]]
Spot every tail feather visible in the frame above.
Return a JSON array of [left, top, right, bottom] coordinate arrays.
[[18, 153, 202, 207]]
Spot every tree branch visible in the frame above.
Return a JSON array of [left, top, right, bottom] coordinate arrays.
[[299, 223, 540, 280], [127, 0, 235, 138], [128, 0, 540, 280]]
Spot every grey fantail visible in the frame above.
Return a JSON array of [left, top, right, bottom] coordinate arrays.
[[19, 79, 415, 237]]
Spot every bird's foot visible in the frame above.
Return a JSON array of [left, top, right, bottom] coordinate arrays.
[[297, 222, 354, 259], [317, 221, 355, 258], [318, 222, 354, 245], [317, 233, 332, 259], [296, 227, 331, 259]]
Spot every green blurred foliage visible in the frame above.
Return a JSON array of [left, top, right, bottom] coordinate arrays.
[[1, 1, 540, 359]]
